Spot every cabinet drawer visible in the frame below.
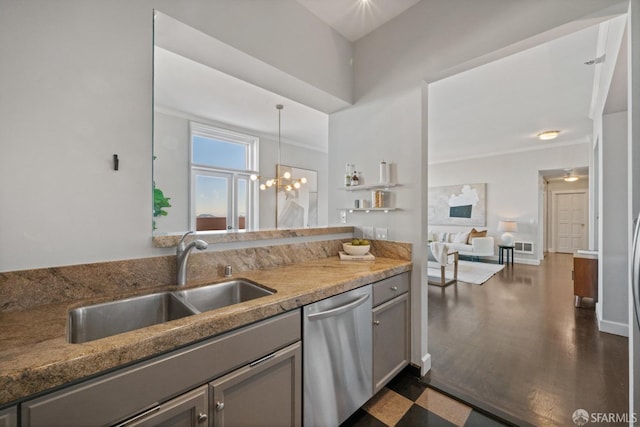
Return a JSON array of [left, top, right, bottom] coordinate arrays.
[[372, 273, 409, 306], [22, 310, 300, 427]]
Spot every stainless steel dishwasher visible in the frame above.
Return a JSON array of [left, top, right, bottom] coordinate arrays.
[[303, 285, 372, 426]]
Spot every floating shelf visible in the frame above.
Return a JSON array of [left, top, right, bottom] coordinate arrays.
[[343, 183, 399, 191], [341, 208, 397, 213]]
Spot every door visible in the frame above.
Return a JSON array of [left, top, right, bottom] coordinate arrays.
[[122, 385, 208, 427], [210, 342, 301, 427], [556, 192, 587, 253]]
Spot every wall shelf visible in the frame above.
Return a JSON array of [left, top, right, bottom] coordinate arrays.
[[343, 183, 399, 191]]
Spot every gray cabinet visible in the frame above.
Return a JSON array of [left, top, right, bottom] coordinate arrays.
[[372, 273, 410, 393], [21, 310, 300, 427], [0, 406, 17, 427], [121, 385, 208, 427], [211, 342, 301, 427]]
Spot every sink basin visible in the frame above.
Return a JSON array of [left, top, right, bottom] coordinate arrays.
[[68, 293, 196, 343], [67, 280, 275, 343], [173, 280, 274, 313]]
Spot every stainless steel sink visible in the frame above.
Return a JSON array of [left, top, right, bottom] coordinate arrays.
[[67, 280, 275, 343], [173, 280, 274, 313], [68, 293, 196, 344]]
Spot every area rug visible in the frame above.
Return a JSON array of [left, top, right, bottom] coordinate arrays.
[[428, 260, 504, 285]]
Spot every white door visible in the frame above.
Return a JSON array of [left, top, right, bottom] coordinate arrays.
[[556, 192, 587, 253]]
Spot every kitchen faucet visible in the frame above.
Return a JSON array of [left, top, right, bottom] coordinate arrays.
[[177, 231, 208, 286]]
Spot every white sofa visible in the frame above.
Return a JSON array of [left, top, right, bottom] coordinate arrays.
[[428, 230, 494, 258]]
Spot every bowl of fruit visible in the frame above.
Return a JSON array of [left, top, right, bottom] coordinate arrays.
[[343, 239, 371, 256]]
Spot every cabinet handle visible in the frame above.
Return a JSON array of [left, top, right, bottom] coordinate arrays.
[[373, 320, 380, 325], [390, 286, 398, 291], [198, 413, 208, 423], [216, 401, 225, 411]]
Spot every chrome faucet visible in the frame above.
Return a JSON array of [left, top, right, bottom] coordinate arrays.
[[177, 231, 208, 286]]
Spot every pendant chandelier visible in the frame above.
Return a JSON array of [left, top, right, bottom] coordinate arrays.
[[250, 104, 307, 191]]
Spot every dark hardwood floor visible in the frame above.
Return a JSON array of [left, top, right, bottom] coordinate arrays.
[[426, 253, 628, 426]]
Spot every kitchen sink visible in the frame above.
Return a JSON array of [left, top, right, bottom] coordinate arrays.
[[68, 293, 196, 343], [67, 280, 275, 343], [173, 280, 275, 313]]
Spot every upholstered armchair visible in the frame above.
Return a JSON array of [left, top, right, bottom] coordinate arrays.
[[428, 241, 459, 286]]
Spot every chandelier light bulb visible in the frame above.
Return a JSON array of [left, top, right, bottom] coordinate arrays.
[[285, 185, 292, 191], [293, 181, 301, 189], [259, 184, 266, 190], [250, 174, 258, 181], [300, 177, 307, 184], [266, 180, 274, 187], [283, 171, 291, 179]]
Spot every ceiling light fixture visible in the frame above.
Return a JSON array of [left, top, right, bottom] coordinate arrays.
[[250, 105, 307, 191], [563, 169, 579, 182], [537, 130, 560, 141]]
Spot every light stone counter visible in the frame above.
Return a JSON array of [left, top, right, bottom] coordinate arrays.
[[0, 255, 411, 405]]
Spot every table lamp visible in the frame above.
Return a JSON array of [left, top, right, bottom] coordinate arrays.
[[497, 220, 518, 246]]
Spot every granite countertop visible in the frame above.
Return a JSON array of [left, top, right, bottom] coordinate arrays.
[[0, 256, 411, 406]]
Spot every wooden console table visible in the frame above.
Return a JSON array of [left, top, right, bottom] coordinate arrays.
[[573, 251, 598, 307]]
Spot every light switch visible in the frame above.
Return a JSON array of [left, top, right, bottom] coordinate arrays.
[[339, 210, 347, 224], [375, 227, 388, 240]]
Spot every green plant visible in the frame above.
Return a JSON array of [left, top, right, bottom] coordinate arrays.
[[153, 183, 171, 230]]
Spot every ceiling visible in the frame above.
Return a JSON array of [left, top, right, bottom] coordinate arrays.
[[429, 15, 627, 170], [429, 23, 599, 165], [154, 47, 329, 152], [295, 0, 421, 41]]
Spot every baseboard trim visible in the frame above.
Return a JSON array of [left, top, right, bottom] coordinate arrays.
[[421, 353, 432, 376], [598, 319, 629, 337], [477, 255, 541, 266]]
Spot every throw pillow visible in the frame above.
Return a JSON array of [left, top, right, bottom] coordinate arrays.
[[453, 231, 470, 244], [467, 228, 487, 243]]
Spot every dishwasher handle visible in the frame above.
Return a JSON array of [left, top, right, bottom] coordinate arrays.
[[307, 293, 370, 321]]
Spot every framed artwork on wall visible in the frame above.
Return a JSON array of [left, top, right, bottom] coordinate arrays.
[[276, 164, 318, 229], [428, 183, 487, 226]]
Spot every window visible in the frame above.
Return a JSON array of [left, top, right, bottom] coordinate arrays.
[[190, 122, 258, 231]]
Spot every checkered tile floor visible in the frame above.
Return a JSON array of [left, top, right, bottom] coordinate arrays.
[[341, 368, 509, 427]]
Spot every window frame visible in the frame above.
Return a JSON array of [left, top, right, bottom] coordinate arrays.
[[189, 122, 259, 231]]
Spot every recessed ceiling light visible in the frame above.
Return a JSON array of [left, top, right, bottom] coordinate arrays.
[[537, 130, 560, 141], [564, 176, 579, 182]]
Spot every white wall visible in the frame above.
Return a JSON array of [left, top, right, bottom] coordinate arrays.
[[599, 110, 629, 335], [0, 0, 349, 272], [153, 110, 328, 233], [427, 144, 590, 264]]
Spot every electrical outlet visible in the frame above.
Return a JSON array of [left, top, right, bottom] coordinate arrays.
[[375, 227, 388, 240], [362, 226, 374, 240], [339, 210, 347, 224]]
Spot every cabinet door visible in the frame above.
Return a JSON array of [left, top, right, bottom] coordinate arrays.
[[0, 406, 17, 427], [122, 385, 208, 427], [211, 342, 301, 427], [373, 293, 410, 393], [573, 257, 598, 300]]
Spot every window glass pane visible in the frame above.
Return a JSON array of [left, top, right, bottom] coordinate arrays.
[[237, 178, 247, 230], [195, 175, 228, 231], [193, 136, 246, 170]]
